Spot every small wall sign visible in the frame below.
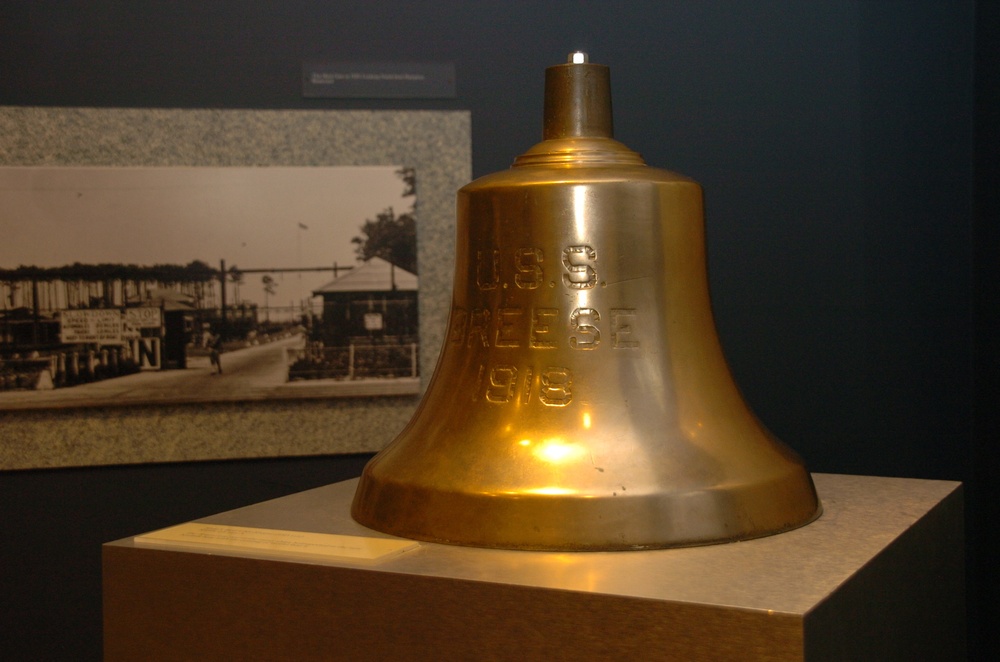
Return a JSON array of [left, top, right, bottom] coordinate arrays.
[[303, 61, 456, 99]]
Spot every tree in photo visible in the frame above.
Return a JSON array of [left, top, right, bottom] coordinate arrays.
[[261, 274, 277, 321], [228, 265, 244, 304], [351, 167, 418, 274]]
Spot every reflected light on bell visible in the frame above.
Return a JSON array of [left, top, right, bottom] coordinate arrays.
[[534, 439, 586, 464], [582, 412, 593, 429], [525, 486, 579, 496], [572, 185, 588, 237]]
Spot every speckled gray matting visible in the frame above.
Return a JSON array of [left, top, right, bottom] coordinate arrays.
[[0, 107, 471, 470]]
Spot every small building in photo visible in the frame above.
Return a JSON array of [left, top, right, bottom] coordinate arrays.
[[311, 257, 419, 347]]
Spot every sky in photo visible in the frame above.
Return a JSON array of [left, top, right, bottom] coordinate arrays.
[[0, 165, 414, 311]]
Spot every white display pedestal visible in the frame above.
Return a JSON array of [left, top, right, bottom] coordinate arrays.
[[104, 474, 964, 661]]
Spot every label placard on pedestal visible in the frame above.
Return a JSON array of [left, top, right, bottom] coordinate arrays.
[[135, 523, 418, 563]]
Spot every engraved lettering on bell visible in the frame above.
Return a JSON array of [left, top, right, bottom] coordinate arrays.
[[514, 247, 544, 289], [529, 308, 559, 349], [494, 308, 523, 348], [610, 308, 639, 348], [538, 366, 573, 406], [485, 365, 518, 403], [475, 249, 500, 290], [465, 308, 490, 348], [562, 245, 598, 289], [569, 307, 601, 349]]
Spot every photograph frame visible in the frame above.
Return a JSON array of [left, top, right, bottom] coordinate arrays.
[[0, 107, 471, 470]]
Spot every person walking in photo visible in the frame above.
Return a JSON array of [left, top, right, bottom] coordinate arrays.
[[208, 333, 223, 375]]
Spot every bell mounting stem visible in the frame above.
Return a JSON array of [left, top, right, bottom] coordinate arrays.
[[543, 51, 614, 140]]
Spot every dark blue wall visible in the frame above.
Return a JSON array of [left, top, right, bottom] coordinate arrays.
[[1, 1, 993, 658]]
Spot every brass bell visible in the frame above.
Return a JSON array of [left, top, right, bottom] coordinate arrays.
[[351, 53, 821, 550]]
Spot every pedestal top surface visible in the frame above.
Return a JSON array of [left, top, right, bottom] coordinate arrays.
[[109, 473, 960, 616]]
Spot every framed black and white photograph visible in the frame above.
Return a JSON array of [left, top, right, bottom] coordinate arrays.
[[0, 107, 471, 470], [1, 164, 421, 410]]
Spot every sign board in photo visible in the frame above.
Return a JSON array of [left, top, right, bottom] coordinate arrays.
[[131, 337, 162, 370], [123, 307, 162, 340], [60, 309, 123, 345], [124, 307, 162, 329]]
